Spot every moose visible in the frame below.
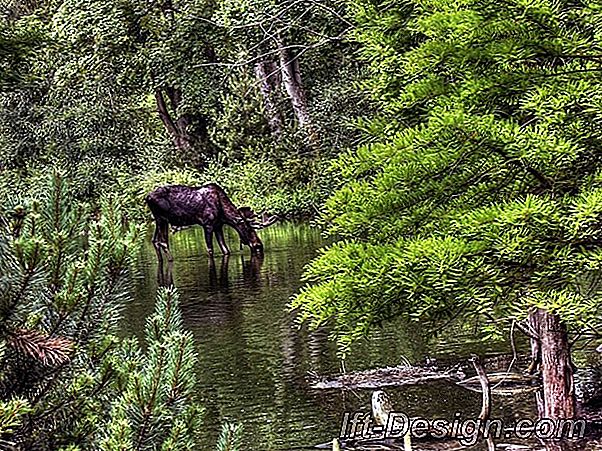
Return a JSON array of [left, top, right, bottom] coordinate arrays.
[[146, 183, 277, 263]]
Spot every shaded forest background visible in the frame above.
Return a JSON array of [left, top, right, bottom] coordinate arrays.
[[1, 0, 366, 218]]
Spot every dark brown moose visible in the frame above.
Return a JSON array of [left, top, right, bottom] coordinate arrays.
[[146, 183, 277, 263]]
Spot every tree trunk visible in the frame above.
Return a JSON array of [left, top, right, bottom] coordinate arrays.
[[254, 60, 284, 137], [154, 87, 210, 157], [529, 308, 575, 419], [275, 35, 319, 148]]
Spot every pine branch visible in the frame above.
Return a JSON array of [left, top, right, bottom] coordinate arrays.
[[460, 130, 554, 192], [215, 423, 243, 451], [7, 328, 73, 366]]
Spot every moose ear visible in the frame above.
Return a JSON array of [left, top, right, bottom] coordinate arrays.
[[238, 206, 256, 219]]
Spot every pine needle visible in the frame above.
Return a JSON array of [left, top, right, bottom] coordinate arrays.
[[7, 328, 73, 366]]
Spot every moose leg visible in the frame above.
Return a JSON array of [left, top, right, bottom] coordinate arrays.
[[152, 220, 165, 266], [161, 221, 174, 263], [214, 224, 230, 255], [203, 225, 215, 257]]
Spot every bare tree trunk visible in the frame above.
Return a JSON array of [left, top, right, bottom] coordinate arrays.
[[529, 308, 575, 419], [275, 35, 319, 147], [155, 87, 210, 156], [254, 60, 284, 137], [151, 3, 213, 163]]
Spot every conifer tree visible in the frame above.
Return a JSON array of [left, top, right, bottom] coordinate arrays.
[[294, 0, 602, 418], [100, 288, 202, 451], [0, 174, 205, 449], [0, 173, 139, 447], [215, 423, 243, 451]]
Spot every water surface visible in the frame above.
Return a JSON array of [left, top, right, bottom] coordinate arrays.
[[126, 222, 544, 450]]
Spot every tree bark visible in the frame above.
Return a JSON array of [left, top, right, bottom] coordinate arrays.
[[254, 60, 284, 137], [154, 87, 210, 156], [275, 35, 319, 147], [529, 308, 575, 419]]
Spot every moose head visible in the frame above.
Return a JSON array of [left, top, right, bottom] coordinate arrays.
[[236, 207, 279, 254]]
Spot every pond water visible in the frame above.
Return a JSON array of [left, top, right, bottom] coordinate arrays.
[[124, 222, 595, 450]]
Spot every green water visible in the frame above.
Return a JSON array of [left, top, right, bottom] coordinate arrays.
[[126, 222, 542, 450]]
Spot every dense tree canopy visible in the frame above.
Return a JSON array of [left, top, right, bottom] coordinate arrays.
[[0, 0, 366, 210], [294, 0, 602, 350]]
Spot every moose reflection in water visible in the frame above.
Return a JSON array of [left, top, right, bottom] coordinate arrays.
[[146, 183, 277, 265], [207, 254, 264, 289], [156, 251, 265, 290]]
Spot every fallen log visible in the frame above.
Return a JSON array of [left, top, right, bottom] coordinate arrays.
[[456, 372, 539, 396], [309, 365, 466, 390]]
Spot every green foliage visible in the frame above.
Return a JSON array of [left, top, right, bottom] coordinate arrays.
[[212, 0, 368, 154], [100, 288, 202, 451], [1, 0, 362, 214], [209, 66, 273, 157], [215, 423, 243, 451], [294, 0, 602, 354], [0, 173, 137, 447], [0, 174, 208, 449], [0, 17, 46, 90], [0, 399, 31, 435], [115, 158, 332, 223]]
